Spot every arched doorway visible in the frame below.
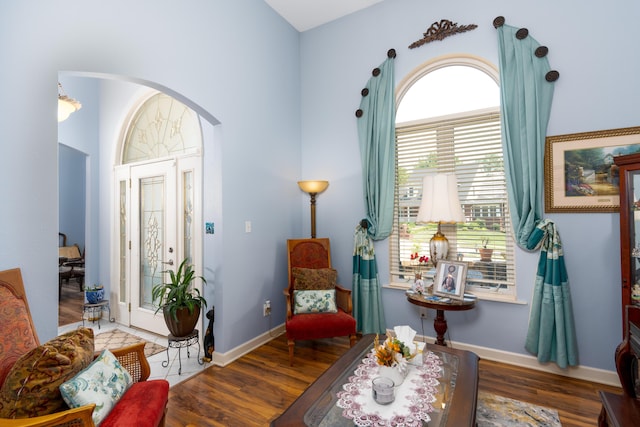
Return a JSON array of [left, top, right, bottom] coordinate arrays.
[[115, 93, 204, 336]]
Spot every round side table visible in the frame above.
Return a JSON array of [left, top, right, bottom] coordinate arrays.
[[407, 292, 476, 346], [162, 329, 204, 375]]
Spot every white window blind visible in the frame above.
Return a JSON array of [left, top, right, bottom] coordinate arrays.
[[390, 107, 516, 298]]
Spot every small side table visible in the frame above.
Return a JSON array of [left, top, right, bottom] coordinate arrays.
[[407, 292, 476, 346], [82, 300, 115, 329], [162, 329, 204, 375]]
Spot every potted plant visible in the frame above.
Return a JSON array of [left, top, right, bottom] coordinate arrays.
[[152, 258, 207, 337], [85, 284, 104, 304], [478, 238, 493, 262]]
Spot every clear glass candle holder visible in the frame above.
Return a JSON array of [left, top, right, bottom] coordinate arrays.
[[372, 376, 395, 405]]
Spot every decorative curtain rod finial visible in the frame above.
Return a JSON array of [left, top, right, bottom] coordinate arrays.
[[409, 19, 477, 49]]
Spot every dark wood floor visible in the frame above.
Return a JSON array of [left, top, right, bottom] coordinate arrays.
[[58, 279, 85, 326], [60, 290, 622, 426], [166, 335, 623, 427]]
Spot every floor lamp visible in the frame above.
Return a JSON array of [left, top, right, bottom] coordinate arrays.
[[298, 180, 329, 238], [416, 173, 464, 264]]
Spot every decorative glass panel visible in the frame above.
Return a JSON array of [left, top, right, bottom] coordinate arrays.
[[123, 93, 200, 164], [119, 180, 127, 303], [140, 176, 164, 309], [183, 170, 193, 263]]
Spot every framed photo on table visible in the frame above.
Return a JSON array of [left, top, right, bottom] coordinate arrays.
[[544, 126, 640, 213], [434, 260, 467, 300]]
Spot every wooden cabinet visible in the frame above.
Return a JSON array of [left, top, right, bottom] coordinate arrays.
[[614, 153, 640, 336], [598, 305, 640, 426]]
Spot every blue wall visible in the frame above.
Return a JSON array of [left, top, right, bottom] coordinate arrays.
[[0, 0, 638, 375], [296, 0, 638, 372], [58, 144, 85, 255]]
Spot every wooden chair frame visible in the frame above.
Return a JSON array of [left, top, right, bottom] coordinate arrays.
[[284, 238, 357, 366]]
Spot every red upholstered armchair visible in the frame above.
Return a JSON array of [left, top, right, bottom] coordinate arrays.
[[284, 238, 357, 366], [0, 268, 169, 427]]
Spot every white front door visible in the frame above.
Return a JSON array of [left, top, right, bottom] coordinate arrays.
[[129, 160, 176, 335], [113, 156, 202, 337]]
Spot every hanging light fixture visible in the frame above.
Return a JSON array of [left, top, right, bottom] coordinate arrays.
[[58, 82, 82, 122]]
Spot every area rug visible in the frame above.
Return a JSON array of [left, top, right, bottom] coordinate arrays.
[[477, 391, 562, 426], [94, 329, 166, 358]]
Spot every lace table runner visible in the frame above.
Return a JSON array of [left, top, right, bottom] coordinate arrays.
[[336, 349, 443, 426]]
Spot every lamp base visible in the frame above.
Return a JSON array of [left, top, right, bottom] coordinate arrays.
[[429, 228, 449, 265]]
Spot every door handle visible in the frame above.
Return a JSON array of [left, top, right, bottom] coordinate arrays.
[[162, 260, 174, 266]]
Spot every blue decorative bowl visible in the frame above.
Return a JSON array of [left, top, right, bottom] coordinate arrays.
[[85, 288, 104, 304]]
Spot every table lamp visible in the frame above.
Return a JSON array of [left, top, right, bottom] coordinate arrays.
[[298, 180, 329, 238], [416, 173, 464, 264]]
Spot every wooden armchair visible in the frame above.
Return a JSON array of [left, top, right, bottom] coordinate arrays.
[[0, 268, 168, 427], [58, 233, 85, 295], [284, 238, 357, 366]]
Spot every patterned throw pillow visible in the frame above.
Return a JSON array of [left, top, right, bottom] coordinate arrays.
[[0, 327, 94, 419], [293, 289, 337, 314], [292, 267, 337, 290], [60, 349, 133, 426]]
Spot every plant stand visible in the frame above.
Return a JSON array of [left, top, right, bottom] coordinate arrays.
[[162, 329, 203, 375], [82, 300, 115, 329]]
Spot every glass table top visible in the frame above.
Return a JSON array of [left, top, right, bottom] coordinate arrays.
[[303, 340, 459, 426]]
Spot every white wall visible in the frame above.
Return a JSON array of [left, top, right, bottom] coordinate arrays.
[[299, 0, 639, 372]]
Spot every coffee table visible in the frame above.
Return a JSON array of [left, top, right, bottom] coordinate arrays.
[[271, 334, 479, 426]]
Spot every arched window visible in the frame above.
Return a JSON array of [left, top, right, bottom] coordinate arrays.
[[122, 93, 201, 164], [390, 56, 516, 300]]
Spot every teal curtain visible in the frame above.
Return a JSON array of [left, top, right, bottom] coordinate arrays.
[[497, 22, 578, 368], [357, 55, 396, 241], [525, 220, 578, 368], [352, 221, 386, 334], [353, 52, 395, 334]]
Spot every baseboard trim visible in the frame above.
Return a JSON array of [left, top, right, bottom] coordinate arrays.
[[212, 324, 285, 367], [211, 325, 620, 387], [416, 332, 620, 387]]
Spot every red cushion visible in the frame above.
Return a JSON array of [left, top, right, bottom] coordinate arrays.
[[286, 309, 356, 341], [100, 380, 169, 427]]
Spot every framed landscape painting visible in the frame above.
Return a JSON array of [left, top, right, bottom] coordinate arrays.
[[544, 126, 640, 213]]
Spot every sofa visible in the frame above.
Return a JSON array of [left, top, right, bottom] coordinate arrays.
[[0, 267, 170, 426]]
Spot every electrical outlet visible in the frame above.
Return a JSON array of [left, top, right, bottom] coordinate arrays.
[[263, 300, 271, 316], [420, 309, 428, 319]]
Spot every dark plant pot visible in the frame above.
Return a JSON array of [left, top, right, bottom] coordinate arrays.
[[479, 248, 493, 262], [163, 305, 200, 337]]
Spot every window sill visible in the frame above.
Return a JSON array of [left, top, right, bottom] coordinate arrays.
[[384, 282, 527, 305]]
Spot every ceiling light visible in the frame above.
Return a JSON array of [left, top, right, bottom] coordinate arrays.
[[58, 82, 82, 122]]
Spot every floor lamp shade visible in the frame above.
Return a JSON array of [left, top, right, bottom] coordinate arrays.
[[416, 173, 464, 263]]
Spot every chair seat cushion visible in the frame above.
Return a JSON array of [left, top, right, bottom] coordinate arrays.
[[286, 309, 356, 341], [100, 380, 169, 427]]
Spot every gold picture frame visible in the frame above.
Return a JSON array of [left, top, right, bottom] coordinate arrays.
[[544, 126, 640, 213], [433, 260, 467, 300]]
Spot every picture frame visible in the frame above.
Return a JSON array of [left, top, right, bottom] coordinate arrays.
[[544, 126, 640, 213], [433, 260, 467, 300]]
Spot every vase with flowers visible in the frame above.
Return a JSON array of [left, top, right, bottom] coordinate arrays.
[[409, 252, 429, 294], [374, 332, 416, 386]]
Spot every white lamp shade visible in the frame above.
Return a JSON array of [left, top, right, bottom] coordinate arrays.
[[416, 173, 464, 223], [58, 96, 82, 122]]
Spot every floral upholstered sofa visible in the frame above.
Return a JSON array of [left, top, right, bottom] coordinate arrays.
[[0, 268, 170, 426]]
